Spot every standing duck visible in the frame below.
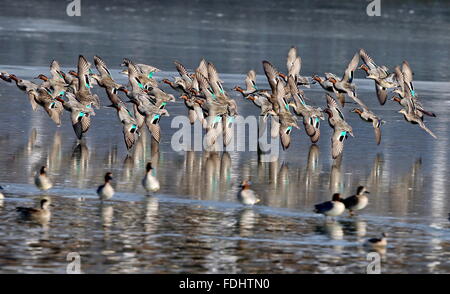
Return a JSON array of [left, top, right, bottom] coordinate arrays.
[[142, 162, 160, 193], [34, 166, 53, 191], [97, 172, 114, 201], [342, 186, 370, 216], [237, 180, 260, 205], [314, 193, 345, 217], [324, 94, 354, 159]]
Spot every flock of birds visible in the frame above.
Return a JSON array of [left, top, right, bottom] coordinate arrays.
[[0, 47, 438, 159], [0, 47, 441, 252]]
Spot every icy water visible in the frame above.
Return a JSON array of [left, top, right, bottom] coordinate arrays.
[[0, 0, 450, 274]]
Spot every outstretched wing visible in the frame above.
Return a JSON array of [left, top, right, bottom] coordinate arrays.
[[342, 52, 359, 83]]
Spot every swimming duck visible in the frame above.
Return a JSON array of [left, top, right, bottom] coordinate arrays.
[[0, 186, 4, 199], [142, 162, 160, 192], [342, 186, 370, 216], [97, 172, 114, 201], [16, 198, 52, 222], [365, 232, 387, 247], [358, 49, 390, 105], [237, 180, 260, 205], [324, 94, 354, 159], [314, 193, 345, 217], [34, 166, 53, 191], [56, 92, 96, 140]]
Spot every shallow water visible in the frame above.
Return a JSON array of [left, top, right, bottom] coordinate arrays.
[[0, 0, 450, 274]]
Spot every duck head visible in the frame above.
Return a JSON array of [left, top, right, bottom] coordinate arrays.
[[40, 198, 51, 210], [35, 74, 49, 81], [232, 86, 244, 93], [146, 162, 153, 172], [356, 186, 370, 195], [104, 172, 113, 183], [312, 75, 322, 83], [278, 72, 287, 81], [328, 77, 338, 84], [39, 166, 48, 175], [240, 180, 251, 189], [358, 64, 370, 73], [350, 108, 363, 115], [162, 79, 172, 86], [9, 74, 19, 82], [118, 87, 129, 94], [332, 193, 342, 202], [68, 70, 78, 77], [324, 108, 333, 118], [391, 96, 402, 103]]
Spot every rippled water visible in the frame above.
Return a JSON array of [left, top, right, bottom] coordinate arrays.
[[0, 0, 450, 274]]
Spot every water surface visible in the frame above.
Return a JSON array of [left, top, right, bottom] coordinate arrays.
[[0, 0, 449, 274]]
